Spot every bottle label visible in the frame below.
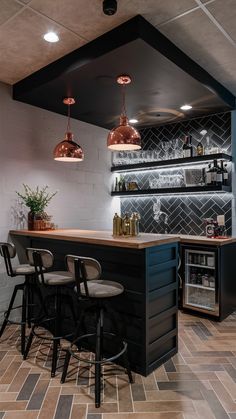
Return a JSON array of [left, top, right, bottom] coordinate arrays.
[[223, 173, 228, 180], [183, 149, 191, 158], [211, 172, 217, 182], [206, 173, 212, 184], [217, 174, 222, 182]]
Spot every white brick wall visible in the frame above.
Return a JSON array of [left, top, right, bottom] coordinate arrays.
[[0, 81, 120, 321]]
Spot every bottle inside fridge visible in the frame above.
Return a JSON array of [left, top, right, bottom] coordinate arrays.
[[183, 248, 219, 315]]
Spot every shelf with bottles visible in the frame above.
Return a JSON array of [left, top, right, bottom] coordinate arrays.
[[186, 263, 215, 270], [111, 184, 231, 197], [111, 153, 232, 173], [186, 263, 215, 289], [186, 283, 215, 291]]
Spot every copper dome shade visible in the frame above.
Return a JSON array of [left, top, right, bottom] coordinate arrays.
[[107, 75, 141, 151], [53, 98, 84, 162], [107, 115, 141, 151], [54, 132, 84, 162]]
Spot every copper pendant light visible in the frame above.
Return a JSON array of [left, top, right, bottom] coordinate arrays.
[[107, 75, 141, 151], [53, 98, 84, 162]]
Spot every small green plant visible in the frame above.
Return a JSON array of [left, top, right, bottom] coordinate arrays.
[[16, 184, 57, 214]]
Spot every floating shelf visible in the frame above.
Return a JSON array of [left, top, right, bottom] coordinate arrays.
[[111, 185, 231, 197], [111, 153, 232, 173]]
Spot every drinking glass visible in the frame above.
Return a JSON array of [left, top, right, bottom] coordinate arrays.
[[172, 138, 182, 159], [161, 141, 170, 160]]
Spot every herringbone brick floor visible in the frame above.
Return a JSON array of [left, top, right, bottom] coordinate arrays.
[[0, 311, 235, 418]]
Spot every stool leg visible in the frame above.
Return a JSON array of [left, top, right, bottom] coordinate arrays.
[[23, 328, 34, 360], [61, 350, 71, 383], [51, 287, 60, 378], [21, 285, 27, 355], [122, 351, 133, 384], [0, 285, 18, 338], [26, 281, 32, 328], [51, 339, 59, 378], [95, 307, 103, 408]]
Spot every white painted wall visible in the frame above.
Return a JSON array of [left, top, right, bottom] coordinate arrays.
[[0, 81, 119, 320]]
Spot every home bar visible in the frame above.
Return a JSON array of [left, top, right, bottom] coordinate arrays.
[[1, 3, 236, 417]]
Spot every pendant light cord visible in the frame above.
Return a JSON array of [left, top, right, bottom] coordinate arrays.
[[121, 84, 127, 117], [67, 104, 71, 132]]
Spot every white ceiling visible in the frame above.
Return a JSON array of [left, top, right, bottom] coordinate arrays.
[[0, 0, 236, 96]]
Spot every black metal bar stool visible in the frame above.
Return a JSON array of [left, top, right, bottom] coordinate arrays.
[[23, 248, 76, 377], [0, 242, 42, 355], [61, 255, 133, 408]]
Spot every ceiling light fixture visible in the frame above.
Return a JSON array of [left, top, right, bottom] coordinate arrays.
[[43, 32, 59, 43], [53, 98, 84, 162], [129, 118, 138, 124], [180, 104, 192, 110], [107, 75, 141, 151]]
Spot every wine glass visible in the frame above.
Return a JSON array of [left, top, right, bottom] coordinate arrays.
[[161, 141, 170, 160]]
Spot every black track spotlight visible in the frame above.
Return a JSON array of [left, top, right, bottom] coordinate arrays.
[[103, 0, 117, 16]]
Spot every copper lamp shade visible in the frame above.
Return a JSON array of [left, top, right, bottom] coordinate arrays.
[[107, 75, 141, 151], [107, 115, 141, 151], [53, 98, 84, 162], [54, 132, 84, 162]]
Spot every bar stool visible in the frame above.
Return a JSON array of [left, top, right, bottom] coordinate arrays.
[[0, 242, 41, 354], [61, 255, 133, 408], [23, 248, 76, 377]]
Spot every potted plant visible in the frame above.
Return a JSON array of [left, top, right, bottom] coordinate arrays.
[[16, 184, 57, 230]]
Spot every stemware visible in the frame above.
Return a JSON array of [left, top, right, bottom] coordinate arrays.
[[172, 138, 182, 159], [161, 141, 170, 160]]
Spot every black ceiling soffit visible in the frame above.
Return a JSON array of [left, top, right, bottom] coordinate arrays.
[[13, 15, 236, 129]]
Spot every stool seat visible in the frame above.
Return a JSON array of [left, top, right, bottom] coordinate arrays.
[[43, 271, 74, 286], [79, 279, 124, 298], [14, 264, 36, 275]]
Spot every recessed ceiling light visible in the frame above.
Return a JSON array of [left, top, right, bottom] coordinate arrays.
[[43, 32, 59, 43], [180, 104, 192, 110], [129, 118, 138, 123]]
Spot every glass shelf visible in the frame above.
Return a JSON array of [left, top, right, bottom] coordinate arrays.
[[185, 302, 216, 311], [111, 153, 232, 173], [186, 284, 215, 291], [111, 185, 231, 197], [186, 263, 215, 270]]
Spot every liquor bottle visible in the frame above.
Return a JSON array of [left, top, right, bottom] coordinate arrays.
[[122, 213, 131, 235], [211, 160, 217, 185], [206, 164, 212, 185], [114, 177, 119, 192], [215, 160, 222, 185], [197, 140, 204, 156], [122, 178, 127, 192], [118, 178, 122, 192], [182, 135, 193, 158], [221, 161, 229, 185]]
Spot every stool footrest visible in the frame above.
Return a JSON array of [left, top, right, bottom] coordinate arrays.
[[68, 331, 127, 365], [31, 324, 74, 342]]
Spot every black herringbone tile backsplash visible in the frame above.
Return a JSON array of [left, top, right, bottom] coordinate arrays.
[[120, 112, 232, 235]]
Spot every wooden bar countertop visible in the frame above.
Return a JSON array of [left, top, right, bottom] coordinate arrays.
[[9, 230, 236, 249], [9, 229, 179, 249]]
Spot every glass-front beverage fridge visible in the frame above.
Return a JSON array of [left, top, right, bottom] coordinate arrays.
[[180, 242, 236, 321], [182, 247, 219, 316]]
